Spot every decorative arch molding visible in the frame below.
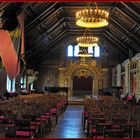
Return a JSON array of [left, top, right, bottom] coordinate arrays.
[[66, 62, 102, 97], [69, 64, 102, 79], [72, 68, 94, 79]]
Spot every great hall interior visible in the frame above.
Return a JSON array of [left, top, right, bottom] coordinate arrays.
[[0, 2, 140, 138]]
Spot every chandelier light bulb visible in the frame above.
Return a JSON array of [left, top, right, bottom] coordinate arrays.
[[76, 36, 99, 47], [76, 8, 109, 28]]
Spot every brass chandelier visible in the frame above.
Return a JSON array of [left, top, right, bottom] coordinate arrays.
[[77, 36, 98, 47], [76, 3, 109, 28]]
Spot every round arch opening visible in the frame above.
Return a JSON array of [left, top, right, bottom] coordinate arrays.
[[72, 75, 93, 98]]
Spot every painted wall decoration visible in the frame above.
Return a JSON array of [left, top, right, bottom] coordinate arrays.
[[45, 71, 56, 87], [62, 58, 103, 96], [132, 74, 136, 96], [112, 53, 140, 100]]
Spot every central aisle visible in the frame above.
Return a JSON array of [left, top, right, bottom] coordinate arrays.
[[46, 105, 86, 138]]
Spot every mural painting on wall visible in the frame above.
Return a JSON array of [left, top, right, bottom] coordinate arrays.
[[91, 60, 96, 67], [58, 68, 68, 87], [73, 69, 93, 78], [45, 71, 55, 87], [65, 58, 103, 96]]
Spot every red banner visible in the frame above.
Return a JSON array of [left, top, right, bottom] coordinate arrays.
[[0, 30, 20, 80]]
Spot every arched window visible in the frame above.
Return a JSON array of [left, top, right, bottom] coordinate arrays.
[[12, 78, 15, 92], [67, 45, 73, 57], [20, 75, 26, 89], [94, 44, 100, 57], [6, 76, 11, 92], [7, 76, 16, 92], [74, 45, 79, 57], [88, 46, 93, 55]]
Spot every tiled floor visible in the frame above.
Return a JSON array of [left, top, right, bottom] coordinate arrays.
[[45, 105, 86, 138]]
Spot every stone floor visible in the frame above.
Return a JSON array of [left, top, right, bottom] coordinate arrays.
[[45, 105, 86, 138]]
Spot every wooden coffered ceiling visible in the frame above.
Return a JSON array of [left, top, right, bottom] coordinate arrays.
[[0, 2, 140, 70]]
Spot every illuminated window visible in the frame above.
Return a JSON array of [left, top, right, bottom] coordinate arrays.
[[11, 78, 15, 92], [88, 46, 93, 55], [20, 76, 26, 89], [24, 76, 26, 89], [74, 45, 79, 57], [7, 76, 16, 92], [94, 44, 100, 57], [67, 45, 73, 57], [6, 76, 11, 92]]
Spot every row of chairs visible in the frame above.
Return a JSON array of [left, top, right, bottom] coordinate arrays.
[[0, 92, 68, 138], [83, 96, 140, 138]]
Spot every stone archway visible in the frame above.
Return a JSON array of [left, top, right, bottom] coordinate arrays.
[[73, 75, 93, 97], [67, 63, 101, 97]]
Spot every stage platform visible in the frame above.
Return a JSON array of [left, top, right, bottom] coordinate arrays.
[[68, 96, 84, 105]]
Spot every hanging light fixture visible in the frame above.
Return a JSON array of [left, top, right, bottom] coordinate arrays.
[[77, 36, 98, 47], [76, 27, 99, 48], [76, 3, 109, 28]]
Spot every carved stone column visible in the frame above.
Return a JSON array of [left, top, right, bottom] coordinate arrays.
[[117, 64, 121, 87], [124, 60, 130, 94], [136, 60, 140, 100], [93, 77, 98, 95], [112, 68, 115, 86]]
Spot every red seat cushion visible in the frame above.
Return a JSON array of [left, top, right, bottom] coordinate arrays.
[[113, 125, 120, 129], [31, 125, 39, 130], [0, 116, 4, 119], [57, 103, 62, 108], [31, 121, 44, 125], [16, 131, 33, 136], [96, 136, 104, 138], [41, 115, 50, 119], [92, 129, 96, 133], [51, 108, 57, 114], [83, 111, 88, 115], [46, 113, 51, 116]]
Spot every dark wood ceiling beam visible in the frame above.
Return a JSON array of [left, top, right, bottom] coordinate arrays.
[[26, 15, 101, 34], [103, 38, 123, 56], [27, 20, 103, 42], [46, 32, 104, 54], [25, 2, 58, 29], [130, 2, 140, 13], [27, 28, 103, 53], [26, 7, 66, 33], [27, 28, 105, 62], [28, 30, 104, 65], [115, 7, 139, 33], [109, 22, 139, 51], [41, 35, 68, 57], [104, 34, 128, 57], [28, 32, 67, 66], [30, 18, 66, 42], [0, 2, 11, 10], [105, 30, 129, 51], [28, 30, 67, 59], [26, 7, 63, 33], [110, 18, 140, 45], [120, 2, 140, 22]]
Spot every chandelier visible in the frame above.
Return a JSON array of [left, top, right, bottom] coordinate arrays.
[[77, 36, 98, 47], [76, 3, 109, 28]]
